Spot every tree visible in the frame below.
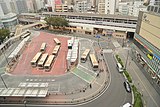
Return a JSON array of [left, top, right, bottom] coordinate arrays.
[[0, 29, 10, 43], [45, 17, 69, 29]]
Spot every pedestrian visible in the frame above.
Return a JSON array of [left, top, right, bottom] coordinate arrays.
[[89, 84, 92, 88], [129, 61, 131, 66], [97, 72, 100, 77]]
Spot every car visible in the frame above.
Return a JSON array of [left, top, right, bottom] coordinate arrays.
[[121, 103, 132, 107], [123, 82, 131, 93], [116, 63, 124, 73]]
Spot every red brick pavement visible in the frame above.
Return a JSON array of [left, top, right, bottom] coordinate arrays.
[[12, 32, 69, 76]]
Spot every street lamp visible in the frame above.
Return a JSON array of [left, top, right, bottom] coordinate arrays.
[[96, 35, 100, 45]]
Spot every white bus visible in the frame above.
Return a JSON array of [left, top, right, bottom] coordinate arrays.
[[89, 54, 99, 71], [54, 38, 61, 45], [37, 53, 48, 69], [21, 32, 31, 39], [81, 49, 90, 63], [44, 55, 55, 71], [52, 45, 61, 55], [40, 43, 46, 52], [31, 52, 42, 67]]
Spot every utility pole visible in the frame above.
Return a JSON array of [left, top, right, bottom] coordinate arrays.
[[124, 49, 129, 70], [0, 75, 8, 88]]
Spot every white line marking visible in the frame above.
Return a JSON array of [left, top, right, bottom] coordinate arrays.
[[72, 71, 90, 83], [78, 64, 96, 76], [94, 81, 103, 86]]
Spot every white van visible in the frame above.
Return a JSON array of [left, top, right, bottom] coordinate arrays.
[[116, 63, 124, 73], [121, 103, 132, 107]]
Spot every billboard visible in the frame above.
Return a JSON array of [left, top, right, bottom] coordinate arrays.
[[139, 12, 160, 49]]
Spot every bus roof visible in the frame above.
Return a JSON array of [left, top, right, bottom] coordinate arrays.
[[40, 43, 46, 49], [44, 55, 55, 67], [90, 54, 98, 65], [38, 53, 48, 65], [31, 52, 42, 63], [81, 49, 90, 59]]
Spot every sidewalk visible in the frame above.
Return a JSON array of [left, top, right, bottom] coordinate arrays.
[[117, 48, 160, 107]]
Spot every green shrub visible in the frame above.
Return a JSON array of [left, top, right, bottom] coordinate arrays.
[[132, 85, 143, 107], [115, 54, 124, 67], [124, 70, 132, 83]]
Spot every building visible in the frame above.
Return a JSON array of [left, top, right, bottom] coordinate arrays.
[[128, 1, 147, 17], [55, 4, 68, 12], [19, 12, 137, 38], [118, 0, 147, 17], [35, 0, 45, 11], [0, 4, 4, 16], [98, 2, 105, 14], [118, 2, 129, 15], [0, 0, 9, 14], [16, 0, 28, 14], [105, 0, 116, 14], [98, 0, 105, 14], [0, 13, 18, 30], [132, 2, 160, 88], [74, 0, 91, 13], [10, 0, 19, 14]]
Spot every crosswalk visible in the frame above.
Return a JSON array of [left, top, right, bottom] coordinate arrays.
[[26, 79, 55, 82]]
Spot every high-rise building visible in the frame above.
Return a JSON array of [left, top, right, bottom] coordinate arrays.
[[16, 0, 28, 14], [97, 0, 105, 14], [0, 5, 4, 16], [0, 0, 9, 14], [35, 0, 45, 11], [132, 0, 160, 89], [46, 0, 55, 12], [74, 0, 91, 13], [105, 0, 116, 14], [118, 2, 129, 15], [10, 0, 18, 13]]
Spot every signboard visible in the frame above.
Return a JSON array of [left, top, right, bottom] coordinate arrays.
[[139, 12, 160, 49]]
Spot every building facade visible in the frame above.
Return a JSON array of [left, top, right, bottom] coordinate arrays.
[[105, 0, 116, 14], [16, 0, 28, 14], [0, 13, 18, 31], [132, 11, 160, 87]]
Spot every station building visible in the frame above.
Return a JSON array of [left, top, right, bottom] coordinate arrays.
[[19, 12, 137, 39]]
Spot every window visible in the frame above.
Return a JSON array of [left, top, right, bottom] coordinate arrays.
[[154, 7, 158, 12], [151, 6, 154, 11], [158, 8, 160, 13]]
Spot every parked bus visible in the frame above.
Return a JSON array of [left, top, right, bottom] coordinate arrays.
[[40, 43, 46, 52], [89, 54, 99, 71], [21, 32, 31, 39], [31, 52, 42, 67], [37, 53, 48, 69], [52, 45, 61, 55], [81, 49, 90, 63], [44, 55, 55, 71], [54, 38, 61, 45]]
